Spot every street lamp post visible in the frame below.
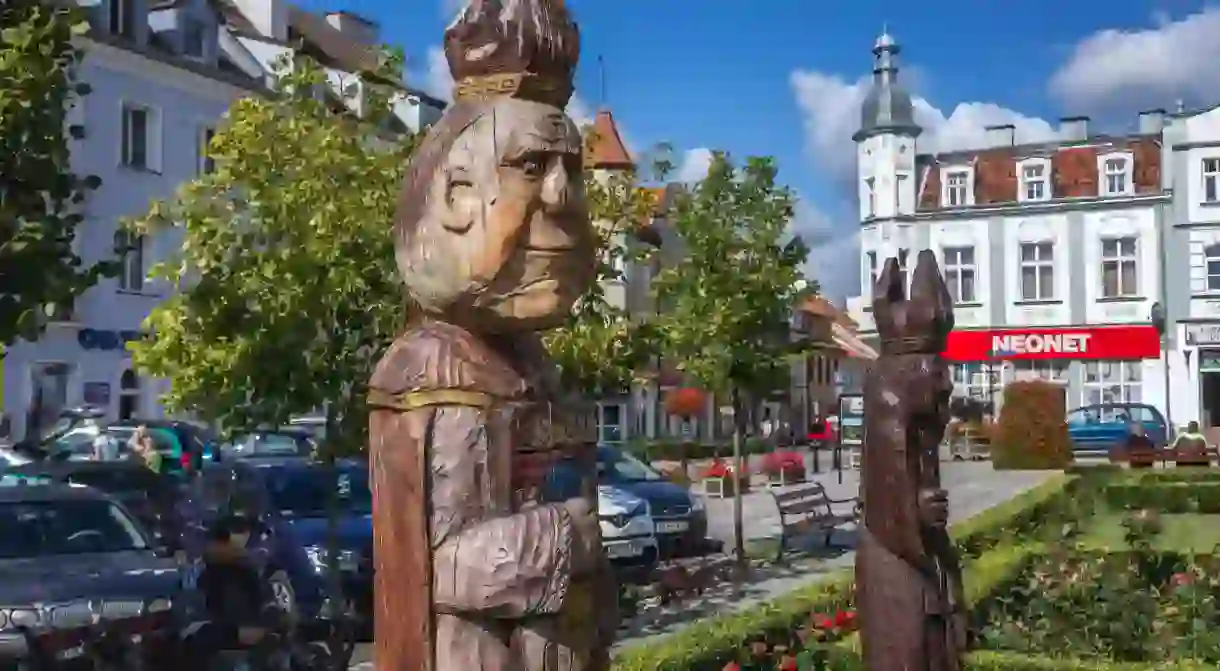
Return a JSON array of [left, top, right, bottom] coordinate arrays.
[[1151, 302, 1173, 431]]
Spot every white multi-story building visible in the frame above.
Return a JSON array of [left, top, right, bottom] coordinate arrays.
[[1, 0, 443, 441], [845, 31, 1173, 421]]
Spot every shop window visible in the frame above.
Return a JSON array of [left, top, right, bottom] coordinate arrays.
[[1082, 361, 1142, 408], [118, 370, 140, 421], [597, 402, 624, 444], [1013, 360, 1069, 383]]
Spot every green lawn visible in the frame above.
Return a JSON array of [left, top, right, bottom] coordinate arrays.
[[1081, 512, 1220, 552]]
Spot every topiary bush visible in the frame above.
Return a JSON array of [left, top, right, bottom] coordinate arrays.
[[992, 380, 1072, 470]]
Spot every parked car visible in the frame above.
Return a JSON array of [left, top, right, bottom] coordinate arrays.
[[177, 457, 371, 625], [7, 405, 106, 461], [0, 446, 32, 467], [220, 429, 316, 460], [0, 480, 181, 666], [598, 484, 658, 570], [1066, 403, 1170, 455], [286, 415, 327, 442], [0, 461, 184, 549], [596, 445, 708, 558]]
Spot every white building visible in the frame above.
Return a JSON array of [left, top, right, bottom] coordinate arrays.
[[1, 0, 443, 441], [845, 32, 1173, 422]]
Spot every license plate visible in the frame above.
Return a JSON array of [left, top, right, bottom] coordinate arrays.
[[606, 541, 644, 558], [656, 520, 689, 533]]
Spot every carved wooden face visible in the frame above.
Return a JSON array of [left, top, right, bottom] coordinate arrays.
[[403, 97, 595, 331]]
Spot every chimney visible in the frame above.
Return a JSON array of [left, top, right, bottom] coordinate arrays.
[[1138, 109, 1166, 135], [325, 10, 380, 45], [231, 0, 287, 41], [984, 124, 1015, 147], [1058, 116, 1090, 142]]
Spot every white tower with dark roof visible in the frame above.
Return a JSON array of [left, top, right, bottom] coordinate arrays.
[[854, 31, 921, 224]]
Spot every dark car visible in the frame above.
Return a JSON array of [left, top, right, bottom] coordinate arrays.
[[0, 461, 184, 549], [596, 445, 709, 558], [177, 457, 370, 625], [0, 482, 182, 667], [1067, 403, 1170, 455]]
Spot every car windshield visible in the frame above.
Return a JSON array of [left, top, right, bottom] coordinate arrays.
[[264, 467, 370, 516], [65, 469, 160, 498], [227, 433, 312, 458], [0, 499, 148, 558], [598, 448, 662, 482]]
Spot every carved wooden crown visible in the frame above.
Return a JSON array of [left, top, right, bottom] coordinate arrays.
[[872, 249, 955, 356], [444, 0, 580, 108]]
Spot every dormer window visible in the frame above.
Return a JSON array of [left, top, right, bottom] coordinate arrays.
[[1019, 159, 1051, 202], [1099, 152, 1134, 197], [108, 0, 137, 38], [942, 168, 972, 207], [184, 18, 206, 58]]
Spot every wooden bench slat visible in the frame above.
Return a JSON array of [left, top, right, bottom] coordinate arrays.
[[772, 483, 828, 504]]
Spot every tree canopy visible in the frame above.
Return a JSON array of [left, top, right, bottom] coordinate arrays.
[[127, 54, 412, 452], [1, 2, 111, 347], [652, 151, 812, 399]]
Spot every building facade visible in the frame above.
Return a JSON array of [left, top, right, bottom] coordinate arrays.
[[845, 32, 1170, 420], [1, 0, 444, 441]]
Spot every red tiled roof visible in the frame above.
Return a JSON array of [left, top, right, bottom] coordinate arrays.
[[585, 108, 634, 170], [915, 136, 1162, 211]]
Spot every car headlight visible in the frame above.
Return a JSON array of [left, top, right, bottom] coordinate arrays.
[[8, 608, 41, 628], [690, 493, 705, 512]]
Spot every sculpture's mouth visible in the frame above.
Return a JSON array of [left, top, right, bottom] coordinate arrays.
[[522, 244, 574, 254]]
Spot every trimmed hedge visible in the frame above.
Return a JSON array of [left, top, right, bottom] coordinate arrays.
[[992, 381, 1072, 470], [1104, 481, 1220, 513], [610, 476, 1075, 671]]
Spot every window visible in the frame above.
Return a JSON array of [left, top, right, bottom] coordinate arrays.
[[184, 19, 206, 58], [121, 104, 150, 170], [1021, 162, 1048, 201], [942, 246, 976, 304], [1082, 361, 1142, 406], [945, 170, 969, 207], [896, 247, 909, 289], [1206, 243, 1220, 292], [864, 178, 875, 217], [198, 127, 216, 174], [108, 0, 137, 38], [865, 251, 878, 296], [1102, 156, 1131, 196], [1100, 236, 1138, 298], [113, 230, 145, 292], [1204, 158, 1220, 203], [1013, 361, 1069, 385], [1019, 241, 1054, 301], [118, 370, 140, 421], [951, 363, 996, 402], [597, 403, 625, 444], [895, 173, 907, 212]]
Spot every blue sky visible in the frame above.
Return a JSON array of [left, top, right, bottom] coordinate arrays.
[[298, 0, 1220, 300]]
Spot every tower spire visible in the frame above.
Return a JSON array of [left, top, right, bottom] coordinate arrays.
[[853, 28, 920, 142]]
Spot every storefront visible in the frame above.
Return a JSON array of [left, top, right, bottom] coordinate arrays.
[[1182, 323, 1220, 428], [941, 326, 1164, 415]]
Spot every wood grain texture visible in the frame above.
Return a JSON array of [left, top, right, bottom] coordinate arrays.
[[857, 249, 966, 671]]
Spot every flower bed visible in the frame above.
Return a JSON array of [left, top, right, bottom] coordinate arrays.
[[760, 450, 807, 486], [702, 459, 751, 498]]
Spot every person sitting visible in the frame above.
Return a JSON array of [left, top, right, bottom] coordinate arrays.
[[1124, 423, 1159, 469], [1171, 421, 1213, 466]]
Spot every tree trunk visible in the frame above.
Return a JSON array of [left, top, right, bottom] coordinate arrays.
[[731, 385, 746, 571]]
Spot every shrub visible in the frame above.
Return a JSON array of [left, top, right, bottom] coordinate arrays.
[[1104, 482, 1220, 513], [993, 381, 1072, 470]]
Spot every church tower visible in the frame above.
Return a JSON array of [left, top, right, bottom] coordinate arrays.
[[853, 30, 921, 224]]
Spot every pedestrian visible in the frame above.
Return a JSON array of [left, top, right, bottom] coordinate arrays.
[[185, 513, 274, 668], [129, 425, 163, 473]]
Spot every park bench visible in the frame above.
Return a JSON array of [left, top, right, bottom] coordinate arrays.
[[1173, 435, 1214, 467], [770, 482, 861, 562]]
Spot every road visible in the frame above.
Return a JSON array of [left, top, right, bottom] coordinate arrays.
[[346, 462, 1055, 669]]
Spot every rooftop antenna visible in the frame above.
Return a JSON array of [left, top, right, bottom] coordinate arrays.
[[597, 54, 607, 108]]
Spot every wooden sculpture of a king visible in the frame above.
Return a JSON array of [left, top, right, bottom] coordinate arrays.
[[856, 249, 967, 670], [366, 1, 617, 669]]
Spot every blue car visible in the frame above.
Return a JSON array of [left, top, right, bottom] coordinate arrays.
[[1066, 403, 1170, 455], [178, 457, 371, 624]]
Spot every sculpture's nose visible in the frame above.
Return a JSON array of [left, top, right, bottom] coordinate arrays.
[[541, 159, 572, 214]]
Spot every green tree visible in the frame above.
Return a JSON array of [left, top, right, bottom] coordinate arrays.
[[653, 151, 812, 563], [1, 2, 111, 347], [543, 149, 667, 395], [126, 53, 413, 454]]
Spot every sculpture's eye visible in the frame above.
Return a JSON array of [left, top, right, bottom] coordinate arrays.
[[512, 152, 547, 179]]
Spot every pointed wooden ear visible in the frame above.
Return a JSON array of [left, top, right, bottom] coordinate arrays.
[[875, 256, 905, 304], [912, 249, 952, 318]]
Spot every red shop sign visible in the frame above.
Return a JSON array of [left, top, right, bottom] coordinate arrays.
[[943, 326, 1162, 361]]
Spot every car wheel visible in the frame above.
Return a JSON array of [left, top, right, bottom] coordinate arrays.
[[268, 570, 297, 620]]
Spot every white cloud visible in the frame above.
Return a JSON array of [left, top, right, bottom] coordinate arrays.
[[788, 69, 1056, 301], [674, 147, 713, 184], [440, 0, 466, 18], [1050, 8, 1220, 114]]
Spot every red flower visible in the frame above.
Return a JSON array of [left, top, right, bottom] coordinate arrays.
[[722, 663, 741, 671], [813, 614, 835, 629], [702, 459, 733, 479], [1172, 572, 1193, 587], [778, 655, 798, 671], [833, 609, 853, 627], [761, 450, 806, 475]]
